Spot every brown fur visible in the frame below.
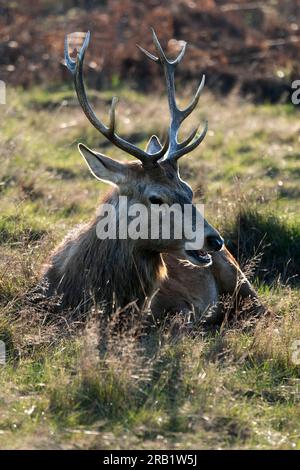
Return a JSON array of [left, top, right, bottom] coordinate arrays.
[[41, 189, 167, 314], [153, 246, 264, 323], [41, 144, 262, 322]]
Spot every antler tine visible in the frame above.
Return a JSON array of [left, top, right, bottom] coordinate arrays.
[[64, 31, 168, 166], [136, 44, 159, 62], [176, 126, 199, 150], [151, 28, 187, 67], [172, 120, 208, 160], [138, 29, 207, 163], [171, 41, 187, 65], [180, 74, 205, 121]]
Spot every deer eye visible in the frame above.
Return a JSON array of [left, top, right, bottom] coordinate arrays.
[[149, 195, 164, 205]]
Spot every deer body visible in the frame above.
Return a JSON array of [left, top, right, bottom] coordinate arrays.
[[152, 247, 261, 323], [43, 160, 217, 313], [43, 213, 166, 313], [42, 150, 223, 313]]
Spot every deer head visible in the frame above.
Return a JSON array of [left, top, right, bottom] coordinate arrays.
[[64, 29, 223, 267]]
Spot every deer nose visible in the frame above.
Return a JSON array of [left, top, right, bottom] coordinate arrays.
[[206, 235, 224, 252]]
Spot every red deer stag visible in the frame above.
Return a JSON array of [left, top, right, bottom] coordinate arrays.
[[41, 30, 225, 315]]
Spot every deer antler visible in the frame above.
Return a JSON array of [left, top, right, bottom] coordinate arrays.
[[64, 31, 169, 167], [137, 28, 208, 162]]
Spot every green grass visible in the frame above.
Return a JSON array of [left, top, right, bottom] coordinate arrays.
[[0, 86, 300, 449]]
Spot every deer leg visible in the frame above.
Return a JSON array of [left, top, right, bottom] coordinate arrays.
[[211, 246, 266, 317]]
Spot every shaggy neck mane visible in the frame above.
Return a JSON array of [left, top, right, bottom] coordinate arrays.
[[44, 189, 166, 313]]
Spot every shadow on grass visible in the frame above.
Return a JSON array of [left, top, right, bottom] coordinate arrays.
[[224, 209, 300, 286]]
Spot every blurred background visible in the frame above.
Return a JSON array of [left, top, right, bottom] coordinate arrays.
[[1, 0, 300, 102]]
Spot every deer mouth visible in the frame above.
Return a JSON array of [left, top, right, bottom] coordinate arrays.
[[184, 249, 212, 267]]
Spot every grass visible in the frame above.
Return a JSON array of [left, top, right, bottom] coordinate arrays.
[[0, 85, 300, 449]]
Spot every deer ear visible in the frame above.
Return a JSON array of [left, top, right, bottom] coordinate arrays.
[[145, 135, 162, 154], [78, 143, 127, 186]]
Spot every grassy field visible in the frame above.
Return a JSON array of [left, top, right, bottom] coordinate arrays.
[[0, 84, 300, 449]]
